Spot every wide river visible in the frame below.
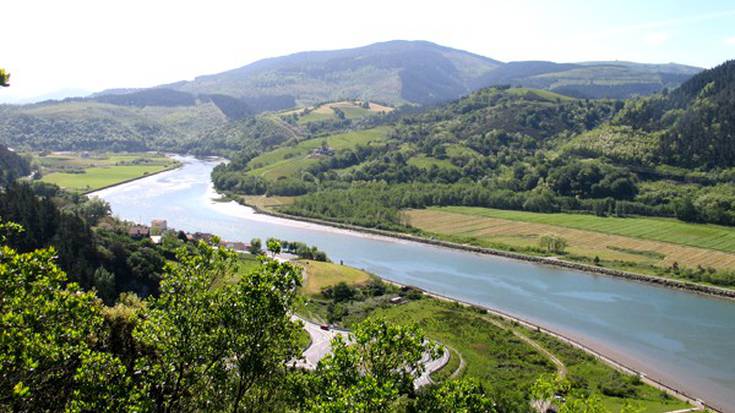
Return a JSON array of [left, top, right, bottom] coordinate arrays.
[[94, 156, 735, 412]]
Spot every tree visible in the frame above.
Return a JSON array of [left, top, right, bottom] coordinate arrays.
[[132, 241, 238, 412], [305, 317, 440, 412], [0, 67, 9, 87], [416, 379, 496, 412], [558, 393, 605, 413], [0, 221, 124, 411], [75, 197, 112, 225], [212, 257, 303, 411], [267, 237, 282, 256], [539, 234, 568, 254], [249, 237, 263, 255], [674, 197, 698, 222]]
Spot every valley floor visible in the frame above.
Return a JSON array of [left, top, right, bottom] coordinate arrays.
[[34, 151, 180, 193]]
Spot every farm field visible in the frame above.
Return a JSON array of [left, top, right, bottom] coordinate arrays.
[[247, 126, 390, 180], [279, 100, 393, 124], [242, 195, 297, 212], [429, 206, 735, 254], [405, 207, 735, 272], [37, 152, 178, 193]]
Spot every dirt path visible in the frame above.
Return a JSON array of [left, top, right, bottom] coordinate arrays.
[[483, 316, 567, 378]]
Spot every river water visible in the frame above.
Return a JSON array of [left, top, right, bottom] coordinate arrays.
[[93, 156, 735, 411]]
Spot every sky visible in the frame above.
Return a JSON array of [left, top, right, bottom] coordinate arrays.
[[2, 0, 735, 102]]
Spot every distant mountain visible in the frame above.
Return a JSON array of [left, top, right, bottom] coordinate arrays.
[[153, 41, 700, 105], [162, 40, 502, 106], [478, 60, 702, 99]]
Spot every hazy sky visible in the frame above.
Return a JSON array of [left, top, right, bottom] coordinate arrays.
[[2, 0, 735, 102]]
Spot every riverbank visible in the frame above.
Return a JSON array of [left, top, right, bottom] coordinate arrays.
[[380, 279, 709, 412], [238, 196, 735, 301]]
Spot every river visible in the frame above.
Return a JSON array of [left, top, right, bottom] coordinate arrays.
[[93, 156, 735, 412]]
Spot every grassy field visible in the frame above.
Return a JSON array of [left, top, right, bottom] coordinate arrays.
[[280, 101, 393, 124], [407, 154, 458, 170], [405, 207, 735, 275], [437, 206, 735, 253], [298, 259, 372, 296], [247, 127, 390, 180], [242, 195, 297, 212], [37, 152, 178, 193]]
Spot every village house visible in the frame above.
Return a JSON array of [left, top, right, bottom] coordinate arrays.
[[151, 219, 168, 231], [128, 225, 150, 239], [220, 241, 249, 252]]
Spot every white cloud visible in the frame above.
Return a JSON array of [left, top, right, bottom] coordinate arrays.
[[726, 36, 735, 45], [644, 32, 671, 46]]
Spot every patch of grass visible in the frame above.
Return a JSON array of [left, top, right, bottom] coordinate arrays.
[[430, 347, 461, 382], [522, 326, 689, 413], [298, 260, 372, 296], [407, 155, 458, 170], [247, 127, 390, 180], [242, 195, 297, 212], [363, 299, 555, 392], [38, 152, 177, 193], [606, 246, 665, 260]]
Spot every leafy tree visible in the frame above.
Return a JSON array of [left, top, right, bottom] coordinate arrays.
[[249, 237, 263, 255], [558, 393, 605, 413], [0, 67, 9, 87], [212, 257, 302, 411], [132, 241, 238, 412], [267, 237, 282, 256], [539, 234, 568, 254], [305, 317, 440, 412], [0, 222, 121, 411], [416, 378, 496, 412]]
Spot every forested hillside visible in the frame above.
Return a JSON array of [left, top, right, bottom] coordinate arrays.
[[215, 60, 735, 231], [614, 59, 735, 168], [0, 145, 31, 185]]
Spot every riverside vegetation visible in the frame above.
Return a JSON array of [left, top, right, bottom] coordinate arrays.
[[212, 59, 735, 289]]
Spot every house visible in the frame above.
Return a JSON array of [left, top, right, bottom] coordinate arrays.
[[150, 235, 162, 244], [221, 241, 248, 252], [151, 219, 168, 231], [128, 225, 150, 239], [310, 145, 335, 157]]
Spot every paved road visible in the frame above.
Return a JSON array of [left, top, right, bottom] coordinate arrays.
[[414, 346, 450, 388], [291, 316, 348, 370]]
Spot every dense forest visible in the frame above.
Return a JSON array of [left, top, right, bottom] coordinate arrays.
[[0, 145, 31, 186]]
